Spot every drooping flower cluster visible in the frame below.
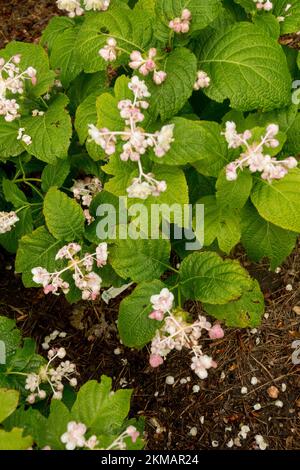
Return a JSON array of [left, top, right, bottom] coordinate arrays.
[[148, 288, 224, 379], [25, 347, 77, 404], [0, 54, 37, 122], [89, 76, 175, 199], [60, 422, 139, 450], [99, 40, 167, 86], [31, 242, 108, 301], [194, 70, 211, 90], [253, 0, 273, 11], [169, 9, 192, 34], [56, 0, 110, 17], [222, 122, 298, 182], [17, 127, 32, 145], [71, 177, 102, 224], [0, 211, 19, 234], [129, 48, 167, 85]]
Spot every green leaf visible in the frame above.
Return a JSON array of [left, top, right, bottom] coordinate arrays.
[[49, 26, 82, 87], [0, 316, 21, 358], [0, 120, 23, 160], [198, 22, 291, 111], [43, 187, 85, 241], [196, 195, 241, 254], [275, 1, 300, 34], [216, 169, 253, 209], [15, 226, 64, 286], [2, 407, 47, 448], [2, 180, 27, 208], [0, 428, 33, 450], [1, 41, 55, 97], [0, 389, 19, 423], [151, 118, 227, 166], [75, 92, 99, 144], [251, 169, 300, 232], [191, 123, 231, 177], [41, 16, 75, 50], [241, 203, 297, 270], [179, 251, 252, 304], [41, 400, 71, 450], [156, 0, 222, 33], [41, 160, 70, 192], [0, 207, 33, 254], [146, 47, 197, 121], [118, 280, 166, 348], [76, 3, 152, 73], [110, 237, 171, 282], [253, 13, 280, 39], [21, 94, 72, 164], [72, 376, 132, 435], [203, 279, 264, 327]]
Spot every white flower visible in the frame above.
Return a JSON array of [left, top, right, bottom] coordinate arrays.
[[169, 9, 192, 34], [155, 124, 175, 157], [255, 434, 268, 450], [31, 267, 50, 287], [128, 76, 150, 99], [126, 180, 153, 199], [96, 242, 108, 267], [84, 0, 110, 11], [0, 211, 19, 234], [25, 373, 40, 392], [85, 435, 99, 449], [150, 288, 174, 314], [99, 38, 118, 62], [61, 422, 87, 450], [56, 0, 84, 17], [194, 71, 210, 90]]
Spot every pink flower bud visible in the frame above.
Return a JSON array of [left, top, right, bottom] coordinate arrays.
[[149, 354, 164, 368], [209, 323, 224, 340], [149, 310, 164, 321]]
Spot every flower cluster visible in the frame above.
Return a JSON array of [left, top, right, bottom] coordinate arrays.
[[253, 0, 273, 11], [222, 122, 298, 182], [0, 54, 37, 122], [194, 70, 211, 90], [56, 0, 110, 17], [148, 288, 224, 379], [169, 9, 192, 34], [71, 176, 102, 224], [42, 329, 67, 350], [89, 76, 175, 199], [60, 422, 139, 450], [129, 48, 167, 85], [17, 127, 32, 145], [25, 347, 77, 404], [31, 242, 108, 300], [0, 211, 19, 234]]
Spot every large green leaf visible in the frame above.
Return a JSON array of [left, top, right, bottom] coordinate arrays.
[[179, 251, 252, 303], [49, 26, 82, 87], [43, 187, 85, 241], [15, 226, 64, 286], [203, 279, 264, 327], [0, 120, 23, 160], [72, 376, 132, 435], [41, 16, 75, 50], [0, 317, 21, 359], [196, 195, 241, 254], [0, 389, 19, 424], [241, 203, 297, 269], [110, 237, 171, 282], [216, 169, 253, 209], [1, 41, 55, 97], [41, 160, 70, 192], [198, 22, 291, 111], [40, 400, 71, 450], [0, 428, 33, 450], [251, 169, 300, 232], [146, 47, 197, 121], [76, 3, 152, 73], [2, 180, 27, 208], [118, 280, 166, 348], [21, 94, 72, 164]]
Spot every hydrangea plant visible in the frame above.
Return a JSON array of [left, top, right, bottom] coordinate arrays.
[[0, 0, 300, 378]]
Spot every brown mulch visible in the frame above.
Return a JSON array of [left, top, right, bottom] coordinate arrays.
[[0, 0, 300, 451]]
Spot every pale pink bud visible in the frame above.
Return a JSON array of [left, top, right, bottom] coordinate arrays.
[[153, 70, 167, 85], [149, 310, 164, 321], [149, 354, 164, 368], [209, 323, 224, 340], [181, 8, 192, 20]]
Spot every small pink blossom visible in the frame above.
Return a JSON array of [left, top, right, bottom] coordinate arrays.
[[149, 354, 164, 368], [209, 323, 224, 340]]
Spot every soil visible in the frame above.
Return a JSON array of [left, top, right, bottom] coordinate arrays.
[[0, 0, 300, 451]]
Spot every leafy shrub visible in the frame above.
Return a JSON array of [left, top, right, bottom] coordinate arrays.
[[0, 0, 299, 379]]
